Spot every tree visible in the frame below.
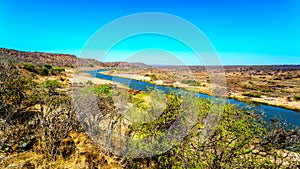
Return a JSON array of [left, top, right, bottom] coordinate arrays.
[[121, 92, 300, 168]]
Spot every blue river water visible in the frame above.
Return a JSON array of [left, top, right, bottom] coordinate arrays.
[[85, 70, 300, 128]]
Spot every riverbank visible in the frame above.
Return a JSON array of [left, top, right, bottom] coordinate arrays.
[[66, 68, 129, 89], [100, 70, 300, 112], [228, 92, 300, 112]]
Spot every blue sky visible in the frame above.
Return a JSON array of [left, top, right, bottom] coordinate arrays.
[[1, 0, 300, 65]]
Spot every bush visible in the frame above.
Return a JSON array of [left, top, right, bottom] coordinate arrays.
[[181, 79, 201, 86], [243, 92, 261, 98], [22, 63, 37, 73], [94, 85, 111, 96], [41, 80, 61, 94], [50, 67, 65, 75], [43, 64, 53, 69], [81, 84, 111, 96], [243, 85, 257, 90], [276, 84, 285, 88], [284, 76, 292, 80], [1, 59, 78, 161], [262, 89, 274, 93], [39, 66, 49, 76], [145, 74, 158, 80], [0, 60, 39, 153], [36, 95, 78, 160], [123, 92, 300, 168], [86, 80, 93, 85], [52, 67, 65, 72]]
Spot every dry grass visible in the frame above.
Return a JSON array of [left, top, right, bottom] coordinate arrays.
[[0, 132, 124, 168]]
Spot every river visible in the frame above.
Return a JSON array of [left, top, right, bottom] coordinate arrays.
[[84, 70, 300, 128]]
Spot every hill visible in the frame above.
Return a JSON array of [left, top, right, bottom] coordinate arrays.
[[104, 61, 149, 68], [0, 48, 107, 67]]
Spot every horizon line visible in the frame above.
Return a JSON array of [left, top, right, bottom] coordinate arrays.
[[1, 47, 300, 66]]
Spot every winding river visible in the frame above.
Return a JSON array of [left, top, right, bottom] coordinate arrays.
[[85, 70, 300, 128]]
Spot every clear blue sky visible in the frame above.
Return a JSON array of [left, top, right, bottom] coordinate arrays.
[[1, 0, 300, 65]]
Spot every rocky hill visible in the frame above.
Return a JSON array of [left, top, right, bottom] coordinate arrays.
[[0, 48, 107, 67]]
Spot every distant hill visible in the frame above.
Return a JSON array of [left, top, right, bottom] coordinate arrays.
[[0, 48, 107, 67], [104, 61, 149, 68], [0, 48, 152, 68]]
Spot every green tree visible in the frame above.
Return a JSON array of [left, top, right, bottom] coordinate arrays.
[[39, 66, 49, 76], [122, 92, 300, 168]]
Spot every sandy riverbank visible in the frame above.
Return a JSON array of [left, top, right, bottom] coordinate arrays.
[[229, 91, 300, 112], [66, 68, 129, 89], [99, 70, 300, 111], [101, 70, 151, 81]]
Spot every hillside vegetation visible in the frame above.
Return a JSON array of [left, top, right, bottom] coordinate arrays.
[[0, 53, 300, 168]]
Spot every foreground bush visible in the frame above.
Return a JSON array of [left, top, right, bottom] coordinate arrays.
[[0, 58, 78, 161], [120, 92, 300, 168]]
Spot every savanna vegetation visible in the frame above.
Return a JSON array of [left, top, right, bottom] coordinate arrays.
[[111, 65, 300, 111], [0, 56, 300, 168]]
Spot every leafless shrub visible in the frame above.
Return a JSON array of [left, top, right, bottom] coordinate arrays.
[[0, 58, 39, 153]]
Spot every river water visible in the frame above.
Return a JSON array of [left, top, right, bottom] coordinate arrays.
[[84, 70, 300, 128]]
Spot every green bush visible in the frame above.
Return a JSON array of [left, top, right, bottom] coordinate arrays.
[[81, 84, 111, 96], [242, 92, 261, 98], [181, 79, 201, 86], [94, 84, 111, 96], [262, 89, 274, 93], [145, 74, 158, 80], [41, 80, 61, 93], [43, 64, 53, 69], [50, 66, 65, 75], [243, 85, 257, 90], [52, 67, 65, 72], [39, 66, 49, 76], [295, 95, 300, 100], [22, 62, 37, 72], [124, 92, 288, 168]]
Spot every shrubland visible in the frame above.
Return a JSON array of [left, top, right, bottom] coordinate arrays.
[[0, 56, 299, 168]]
